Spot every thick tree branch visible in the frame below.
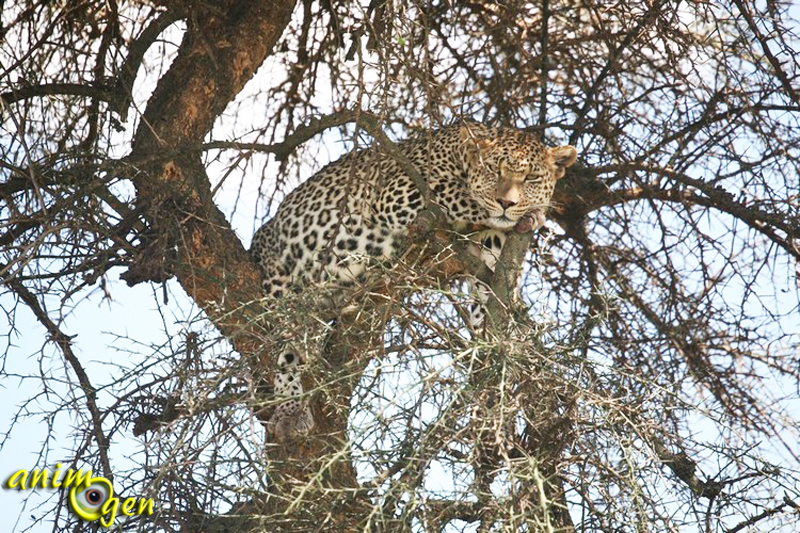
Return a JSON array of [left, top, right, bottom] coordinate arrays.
[[551, 163, 799, 261], [651, 436, 724, 500], [0, 83, 116, 106], [127, 0, 297, 357], [111, 7, 187, 119], [202, 109, 370, 162], [118, 2, 384, 528]]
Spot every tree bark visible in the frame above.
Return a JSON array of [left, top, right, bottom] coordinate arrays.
[[121, 1, 372, 528], [127, 0, 295, 352]]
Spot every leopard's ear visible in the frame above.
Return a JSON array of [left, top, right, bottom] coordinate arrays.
[[459, 124, 495, 165], [549, 145, 577, 169]]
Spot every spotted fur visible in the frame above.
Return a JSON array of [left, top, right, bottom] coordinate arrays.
[[251, 121, 577, 441]]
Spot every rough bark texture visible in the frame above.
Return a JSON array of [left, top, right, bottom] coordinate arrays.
[[127, 0, 296, 358], [121, 1, 364, 527], [120, 3, 578, 528], [121, 6, 478, 528]]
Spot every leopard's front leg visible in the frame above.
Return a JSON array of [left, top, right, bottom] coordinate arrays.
[[268, 344, 315, 442], [467, 214, 543, 329]]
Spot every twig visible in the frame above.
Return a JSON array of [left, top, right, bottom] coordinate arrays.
[[2, 267, 113, 481], [538, 0, 550, 137], [732, 0, 800, 106], [111, 8, 187, 119], [570, 0, 667, 144], [726, 496, 800, 533], [651, 436, 723, 500], [202, 109, 369, 162], [0, 82, 116, 106]]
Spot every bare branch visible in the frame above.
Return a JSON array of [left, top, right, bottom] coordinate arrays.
[[1, 267, 112, 481]]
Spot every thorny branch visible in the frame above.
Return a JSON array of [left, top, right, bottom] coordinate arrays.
[[2, 265, 113, 482], [2, 0, 800, 531]]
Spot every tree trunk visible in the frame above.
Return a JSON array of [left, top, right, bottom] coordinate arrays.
[[121, 2, 373, 527]]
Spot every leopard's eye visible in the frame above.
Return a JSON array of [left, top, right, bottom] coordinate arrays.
[[525, 173, 544, 183]]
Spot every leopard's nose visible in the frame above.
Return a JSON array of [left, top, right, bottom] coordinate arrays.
[[497, 198, 517, 210]]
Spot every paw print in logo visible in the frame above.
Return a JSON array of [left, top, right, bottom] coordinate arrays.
[[68, 477, 113, 521]]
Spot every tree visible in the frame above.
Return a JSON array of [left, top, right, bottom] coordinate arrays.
[[1, 0, 799, 531]]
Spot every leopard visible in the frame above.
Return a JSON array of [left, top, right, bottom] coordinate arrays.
[[250, 121, 577, 441]]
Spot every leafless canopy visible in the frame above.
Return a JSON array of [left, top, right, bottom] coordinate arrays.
[[1, 1, 799, 531]]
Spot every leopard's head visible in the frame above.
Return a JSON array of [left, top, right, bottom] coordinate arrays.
[[461, 124, 577, 230]]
